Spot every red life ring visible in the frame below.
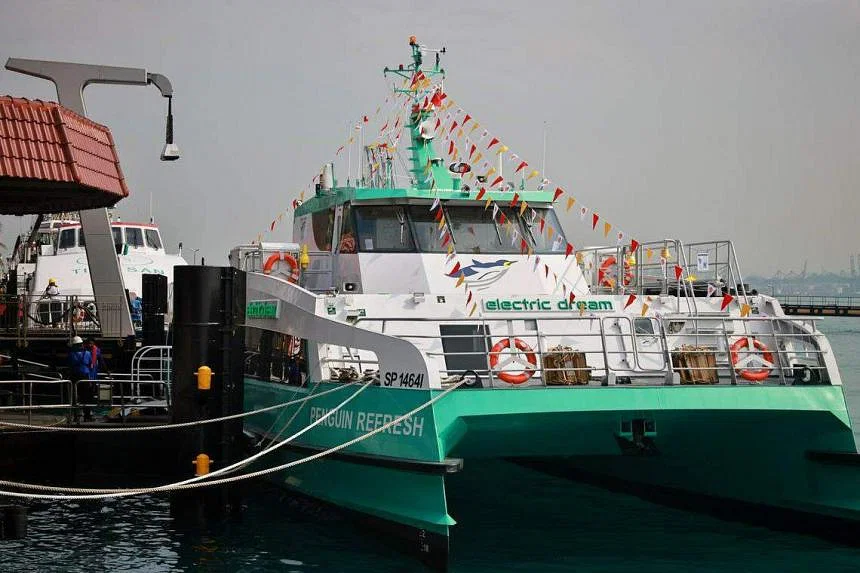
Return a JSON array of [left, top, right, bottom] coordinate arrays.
[[598, 256, 632, 288], [730, 337, 774, 382], [262, 252, 300, 283], [489, 337, 537, 385]]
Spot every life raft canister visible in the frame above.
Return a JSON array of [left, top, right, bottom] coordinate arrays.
[[730, 337, 774, 382], [262, 252, 300, 283], [489, 337, 537, 385], [598, 256, 633, 289]]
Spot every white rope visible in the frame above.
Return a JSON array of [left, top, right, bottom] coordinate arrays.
[[0, 380, 374, 496], [0, 380, 464, 500], [0, 383, 355, 432]]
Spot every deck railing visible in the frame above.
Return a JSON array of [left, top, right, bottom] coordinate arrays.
[[0, 294, 126, 341], [333, 314, 828, 389]]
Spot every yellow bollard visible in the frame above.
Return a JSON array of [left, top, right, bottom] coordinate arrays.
[[299, 244, 310, 271], [196, 365, 212, 391], [193, 453, 211, 476]]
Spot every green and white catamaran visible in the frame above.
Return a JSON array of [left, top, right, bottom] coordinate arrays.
[[233, 37, 859, 570]]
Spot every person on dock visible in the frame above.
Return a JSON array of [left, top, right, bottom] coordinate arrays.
[[85, 337, 109, 380], [129, 291, 143, 327], [68, 335, 93, 422]]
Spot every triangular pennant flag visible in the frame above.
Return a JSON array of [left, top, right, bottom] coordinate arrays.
[[469, 302, 478, 317], [487, 137, 499, 149], [485, 197, 492, 210], [466, 290, 473, 305], [448, 141, 455, 155], [520, 238, 528, 253], [538, 217, 546, 233], [515, 161, 528, 173], [462, 114, 471, 126], [469, 144, 477, 159], [435, 208, 443, 221], [438, 215, 446, 230], [455, 272, 465, 288], [270, 220, 276, 231], [553, 187, 564, 202], [547, 226, 554, 238], [569, 292, 576, 305], [492, 204, 499, 220], [721, 293, 734, 311], [579, 206, 588, 220], [476, 187, 486, 201], [603, 221, 612, 237], [706, 283, 717, 298], [565, 242, 574, 258], [430, 197, 441, 212], [336, 145, 345, 155], [640, 303, 650, 317], [592, 213, 600, 230], [490, 175, 504, 187], [473, 151, 484, 164], [544, 264, 550, 277], [646, 248, 654, 261], [740, 303, 751, 317], [499, 212, 507, 225], [674, 265, 683, 281], [624, 294, 637, 309], [450, 262, 461, 275], [449, 120, 458, 133], [519, 201, 528, 217], [526, 169, 540, 181], [441, 232, 451, 248], [496, 145, 509, 155], [630, 239, 640, 253], [485, 166, 497, 177], [510, 193, 520, 208]]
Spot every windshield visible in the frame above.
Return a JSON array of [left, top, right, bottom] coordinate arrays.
[[354, 206, 415, 252], [125, 227, 144, 248], [145, 229, 162, 250], [409, 205, 566, 254]]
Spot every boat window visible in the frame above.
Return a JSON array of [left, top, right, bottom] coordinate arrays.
[[112, 227, 123, 245], [78, 229, 86, 247], [354, 206, 415, 252], [145, 229, 162, 250], [125, 227, 144, 248], [312, 208, 335, 251], [521, 208, 567, 254], [338, 204, 357, 254], [440, 324, 491, 376], [411, 206, 519, 254], [58, 229, 76, 250]]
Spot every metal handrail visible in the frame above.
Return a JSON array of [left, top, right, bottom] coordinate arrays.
[[338, 314, 829, 388]]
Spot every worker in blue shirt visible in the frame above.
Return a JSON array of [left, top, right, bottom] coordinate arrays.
[[129, 292, 143, 327], [68, 336, 93, 421]]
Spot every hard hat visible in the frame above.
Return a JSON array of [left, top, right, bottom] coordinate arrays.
[[70, 335, 83, 345], [48, 278, 57, 285]]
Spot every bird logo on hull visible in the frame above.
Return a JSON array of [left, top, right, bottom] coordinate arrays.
[[447, 259, 516, 290]]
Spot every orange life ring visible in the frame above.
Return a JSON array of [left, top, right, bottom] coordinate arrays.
[[262, 252, 300, 283], [730, 337, 774, 382], [489, 337, 537, 385], [598, 256, 632, 288]]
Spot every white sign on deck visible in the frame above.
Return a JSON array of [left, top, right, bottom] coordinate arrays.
[[697, 252, 709, 272]]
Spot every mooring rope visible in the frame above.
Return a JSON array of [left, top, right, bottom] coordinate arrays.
[[0, 380, 465, 500], [0, 382, 356, 433]]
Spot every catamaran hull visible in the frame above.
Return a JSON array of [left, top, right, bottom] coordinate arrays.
[[244, 380, 860, 568]]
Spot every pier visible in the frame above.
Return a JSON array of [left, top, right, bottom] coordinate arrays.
[[778, 295, 860, 317]]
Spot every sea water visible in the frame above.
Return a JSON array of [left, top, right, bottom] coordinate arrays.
[[2, 318, 859, 572]]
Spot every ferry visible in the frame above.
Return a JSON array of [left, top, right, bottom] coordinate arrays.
[[5, 212, 186, 337], [237, 38, 860, 569]]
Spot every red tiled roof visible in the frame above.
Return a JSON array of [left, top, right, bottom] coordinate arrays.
[[0, 96, 129, 215]]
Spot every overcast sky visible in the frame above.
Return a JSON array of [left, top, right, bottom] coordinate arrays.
[[1, 0, 858, 275]]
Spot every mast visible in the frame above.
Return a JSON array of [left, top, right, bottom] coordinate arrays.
[[383, 36, 452, 191]]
